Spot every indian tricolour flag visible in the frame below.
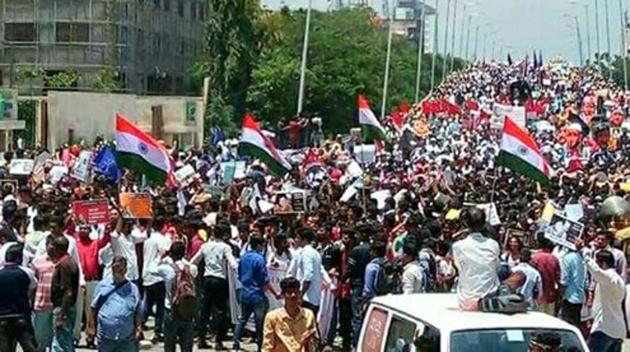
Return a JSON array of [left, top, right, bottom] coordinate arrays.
[[496, 117, 552, 185], [115, 113, 174, 185], [238, 114, 292, 177], [358, 95, 387, 141]]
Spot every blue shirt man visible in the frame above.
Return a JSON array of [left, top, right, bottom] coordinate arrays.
[[560, 250, 586, 327], [362, 242, 388, 299], [91, 256, 141, 352], [234, 235, 278, 351], [239, 249, 269, 304]]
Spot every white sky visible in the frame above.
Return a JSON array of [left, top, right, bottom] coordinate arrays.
[[262, 0, 627, 65]]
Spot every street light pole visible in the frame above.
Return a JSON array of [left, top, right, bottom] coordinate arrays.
[[482, 31, 487, 62], [585, 4, 591, 64], [415, 0, 428, 102], [473, 24, 479, 62], [381, 0, 394, 120], [605, 0, 612, 78], [442, 0, 451, 81], [595, 0, 601, 64], [575, 16, 584, 66], [296, 0, 312, 116], [458, 3, 468, 60], [449, 0, 458, 72], [465, 15, 472, 60], [618, 0, 628, 90], [430, 0, 439, 91]]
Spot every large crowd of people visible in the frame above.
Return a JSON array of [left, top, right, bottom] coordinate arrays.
[[1, 57, 630, 352]]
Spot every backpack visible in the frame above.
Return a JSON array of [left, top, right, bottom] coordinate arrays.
[[171, 264, 198, 321], [374, 261, 395, 296]]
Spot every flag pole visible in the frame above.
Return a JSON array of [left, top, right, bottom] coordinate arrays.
[[415, 0, 428, 102], [584, 4, 592, 64], [297, 0, 313, 116], [381, 0, 394, 120]]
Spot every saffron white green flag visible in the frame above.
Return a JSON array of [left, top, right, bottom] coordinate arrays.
[[115, 113, 174, 185], [238, 114, 292, 177], [497, 116, 552, 185], [358, 95, 387, 141]]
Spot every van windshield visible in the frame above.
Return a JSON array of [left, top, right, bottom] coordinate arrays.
[[450, 328, 585, 352]]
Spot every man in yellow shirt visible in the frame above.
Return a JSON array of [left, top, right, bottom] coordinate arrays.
[[262, 277, 317, 352]]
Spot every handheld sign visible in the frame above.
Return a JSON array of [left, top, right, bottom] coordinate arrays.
[[72, 199, 110, 225], [119, 193, 153, 219], [9, 159, 34, 175]]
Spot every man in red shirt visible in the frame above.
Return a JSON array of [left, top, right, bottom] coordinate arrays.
[[75, 223, 110, 347], [531, 237, 561, 315]]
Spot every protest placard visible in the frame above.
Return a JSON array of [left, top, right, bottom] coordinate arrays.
[[33, 151, 51, 170], [274, 190, 308, 214], [492, 103, 526, 128], [504, 228, 532, 248], [72, 199, 110, 225], [221, 161, 246, 183], [50, 165, 68, 184], [71, 151, 92, 183], [544, 213, 584, 250], [9, 159, 34, 175], [119, 193, 153, 219], [175, 164, 196, 185], [353, 144, 376, 165]]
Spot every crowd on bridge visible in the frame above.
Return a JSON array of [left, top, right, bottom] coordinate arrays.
[[1, 57, 630, 352]]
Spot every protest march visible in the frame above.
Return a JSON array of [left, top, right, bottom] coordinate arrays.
[[2, 57, 630, 352]]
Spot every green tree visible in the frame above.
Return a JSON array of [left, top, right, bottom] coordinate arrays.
[[93, 66, 122, 92], [246, 8, 463, 133]]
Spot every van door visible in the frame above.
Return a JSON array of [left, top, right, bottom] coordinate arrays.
[[384, 315, 441, 352], [359, 306, 389, 352]]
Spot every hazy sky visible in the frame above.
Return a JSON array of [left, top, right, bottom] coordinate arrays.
[[262, 0, 627, 65]]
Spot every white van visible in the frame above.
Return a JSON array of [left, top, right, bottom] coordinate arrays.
[[357, 294, 589, 352]]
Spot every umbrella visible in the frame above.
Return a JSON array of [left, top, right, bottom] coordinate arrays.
[[599, 196, 630, 219]]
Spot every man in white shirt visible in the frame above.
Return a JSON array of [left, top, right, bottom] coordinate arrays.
[[401, 243, 424, 294], [293, 228, 322, 316], [585, 249, 626, 352], [452, 209, 500, 311], [141, 220, 171, 344], [511, 247, 542, 309], [104, 218, 146, 283], [190, 222, 238, 350]]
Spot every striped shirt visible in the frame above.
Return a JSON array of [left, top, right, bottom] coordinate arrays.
[[31, 255, 55, 312]]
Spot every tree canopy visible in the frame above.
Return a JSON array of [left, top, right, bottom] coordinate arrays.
[[194, 6, 464, 134]]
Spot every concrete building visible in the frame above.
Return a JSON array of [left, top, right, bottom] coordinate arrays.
[[391, 0, 436, 53], [41, 91, 204, 150], [0, 0, 205, 95]]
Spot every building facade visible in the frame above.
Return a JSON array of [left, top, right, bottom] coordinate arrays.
[[0, 0, 205, 95], [391, 0, 436, 53]]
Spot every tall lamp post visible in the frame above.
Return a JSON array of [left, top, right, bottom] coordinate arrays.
[[618, 0, 628, 90], [381, 0, 394, 119], [415, 0, 428, 102], [296, 0, 312, 116]]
